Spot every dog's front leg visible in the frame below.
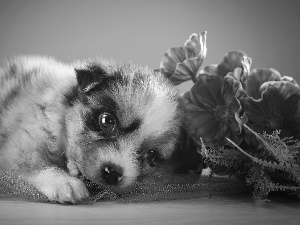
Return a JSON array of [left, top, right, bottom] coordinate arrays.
[[26, 167, 89, 203]]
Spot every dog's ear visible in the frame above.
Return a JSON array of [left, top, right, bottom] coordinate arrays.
[[75, 64, 110, 94]]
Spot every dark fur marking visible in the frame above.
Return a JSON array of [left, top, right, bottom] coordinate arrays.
[[0, 132, 8, 146], [0, 67, 44, 116], [90, 95, 119, 113], [42, 128, 57, 141], [120, 119, 141, 134], [137, 130, 177, 156], [75, 63, 110, 93], [37, 103, 46, 112], [24, 129, 34, 140], [1, 64, 17, 80], [63, 85, 80, 107], [84, 111, 140, 139], [0, 87, 20, 115]]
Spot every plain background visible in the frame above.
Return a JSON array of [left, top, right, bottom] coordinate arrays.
[[1, 2, 300, 223], [0, 0, 299, 93]]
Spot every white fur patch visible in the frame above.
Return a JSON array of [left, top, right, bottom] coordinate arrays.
[[26, 168, 89, 203]]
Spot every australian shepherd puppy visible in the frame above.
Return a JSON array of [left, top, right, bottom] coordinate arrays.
[[0, 56, 181, 203]]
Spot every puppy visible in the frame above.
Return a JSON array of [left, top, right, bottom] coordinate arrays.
[[0, 56, 181, 203]]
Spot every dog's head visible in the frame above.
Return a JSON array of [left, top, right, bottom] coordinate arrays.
[[64, 60, 181, 190]]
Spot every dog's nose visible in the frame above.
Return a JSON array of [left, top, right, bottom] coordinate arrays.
[[101, 164, 123, 185]]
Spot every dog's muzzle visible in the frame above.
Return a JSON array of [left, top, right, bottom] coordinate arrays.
[[101, 163, 123, 185]]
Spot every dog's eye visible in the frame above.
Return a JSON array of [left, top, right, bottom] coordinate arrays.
[[99, 113, 117, 133], [146, 150, 162, 167]]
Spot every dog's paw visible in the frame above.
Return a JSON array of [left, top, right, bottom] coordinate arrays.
[[27, 168, 89, 203]]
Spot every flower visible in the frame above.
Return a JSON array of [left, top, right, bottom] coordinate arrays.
[[280, 76, 299, 87], [229, 62, 299, 100], [218, 51, 252, 78], [160, 31, 207, 85], [198, 51, 252, 83], [182, 74, 247, 147], [244, 68, 282, 100], [244, 81, 300, 145]]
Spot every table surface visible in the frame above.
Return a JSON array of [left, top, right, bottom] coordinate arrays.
[[0, 194, 299, 225]]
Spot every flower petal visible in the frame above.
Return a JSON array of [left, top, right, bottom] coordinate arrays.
[[281, 76, 299, 87], [245, 84, 281, 123], [190, 74, 223, 109], [227, 67, 243, 82], [226, 117, 244, 145], [183, 101, 220, 146], [160, 47, 187, 78], [244, 81, 300, 145], [227, 56, 252, 85], [269, 82, 300, 135], [258, 81, 300, 105], [244, 99, 267, 124], [186, 111, 230, 147], [184, 31, 207, 59], [170, 57, 204, 85], [160, 31, 207, 85], [245, 68, 281, 99], [217, 51, 250, 77], [223, 75, 248, 104], [197, 64, 219, 78]]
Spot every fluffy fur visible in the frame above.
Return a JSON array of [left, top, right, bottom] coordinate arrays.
[[0, 56, 181, 203]]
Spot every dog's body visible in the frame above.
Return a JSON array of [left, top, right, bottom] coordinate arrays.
[[0, 56, 180, 203]]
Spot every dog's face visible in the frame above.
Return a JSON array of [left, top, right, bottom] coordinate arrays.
[[64, 60, 180, 190]]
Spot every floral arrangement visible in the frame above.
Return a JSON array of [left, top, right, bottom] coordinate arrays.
[[160, 31, 300, 204]]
